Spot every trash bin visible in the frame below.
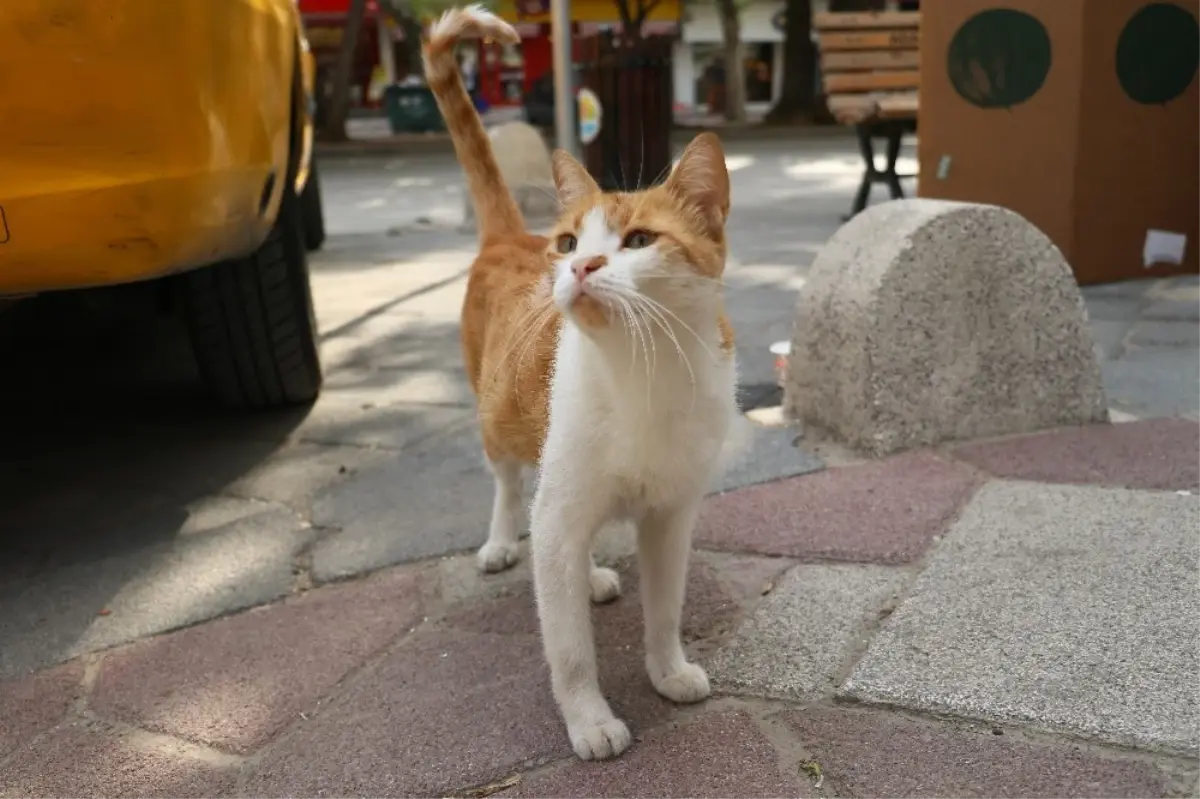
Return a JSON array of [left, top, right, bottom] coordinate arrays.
[[383, 84, 445, 134]]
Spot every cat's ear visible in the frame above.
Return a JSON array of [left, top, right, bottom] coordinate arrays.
[[552, 149, 600, 207], [665, 132, 730, 235]]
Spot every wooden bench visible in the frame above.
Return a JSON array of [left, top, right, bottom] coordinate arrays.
[[814, 10, 920, 219]]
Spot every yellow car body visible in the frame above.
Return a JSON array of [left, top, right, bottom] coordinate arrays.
[[0, 0, 318, 296]]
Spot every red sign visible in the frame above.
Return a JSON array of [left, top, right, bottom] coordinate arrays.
[[298, 0, 379, 17]]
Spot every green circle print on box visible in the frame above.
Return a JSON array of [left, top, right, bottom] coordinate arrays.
[[947, 9, 1052, 109], [1116, 3, 1200, 105]]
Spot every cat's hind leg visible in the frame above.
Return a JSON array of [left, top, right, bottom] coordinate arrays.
[[477, 457, 524, 573], [589, 553, 621, 603]]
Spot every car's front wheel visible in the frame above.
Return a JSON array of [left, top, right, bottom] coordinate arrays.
[[301, 157, 326, 252], [180, 187, 323, 409]]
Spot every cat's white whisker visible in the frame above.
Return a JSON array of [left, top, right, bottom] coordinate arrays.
[[634, 291, 718, 363], [631, 294, 698, 413]]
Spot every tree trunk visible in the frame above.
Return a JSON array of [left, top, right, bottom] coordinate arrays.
[[322, 0, 368, 142], [378, 0, 424, 78], [714, 0, 746, 122], [764, 0, 815, 124], [615, 0, 662, 43]]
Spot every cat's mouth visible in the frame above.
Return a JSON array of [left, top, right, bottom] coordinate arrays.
[[568, 290, 611, 328]]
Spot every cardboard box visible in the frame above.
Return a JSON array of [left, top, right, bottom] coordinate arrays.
[[917, 0, 1199, 285]]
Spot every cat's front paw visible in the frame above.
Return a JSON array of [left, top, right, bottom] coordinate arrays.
[[569, 716, 632, 760], [477, 540, 520, 573], [589, 566, 622, 603], [650, 661, 710, 704]]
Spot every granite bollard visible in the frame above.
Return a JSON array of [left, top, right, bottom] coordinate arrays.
[[461, 121, 559, 232], [785, 199, 1109, 456]]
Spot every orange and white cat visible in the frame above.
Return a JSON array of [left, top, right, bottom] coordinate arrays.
[[424, 6, 737, 761]]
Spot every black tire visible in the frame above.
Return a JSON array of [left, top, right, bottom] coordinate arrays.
[[301, 157, 326, 252], [181, 187, 323, 409]]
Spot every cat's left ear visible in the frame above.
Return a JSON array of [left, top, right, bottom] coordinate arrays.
[[665, 132, 730, 235]]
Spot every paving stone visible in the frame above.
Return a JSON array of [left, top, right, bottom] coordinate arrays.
[[843, 482, 1200, 755], [1082, 294, 1146, 322], [953, 418, 1199, 491], [1143, 299, 1199, 322], [298, 396, 471, 450], [709, 565, 904, 700], [714, 422, 825, 494], [91, 566, 424, 753], [512, 711, 808, 798], [0, 506, 315, 679], [1128, 321, 1200, 349], [437, 558, 743, 651], [780, 705, 1171, 798], [696, 451, 980, 563], [311, 422, 493, 580], [1080, 280, 1151, 302], [1088, 319, 1134, 361], [1102, 348, 1200, 419], [215, 441, 390, 510], [244, 629, 682, 797], [698, 552, 798, 615], [0, 720, 238, 798], [0, 661, 82, 757]]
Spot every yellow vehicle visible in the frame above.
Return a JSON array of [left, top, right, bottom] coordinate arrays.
[[0, 0, 327, 409]]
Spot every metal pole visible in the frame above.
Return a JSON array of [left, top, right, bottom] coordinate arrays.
[[550, 0, 576, 156]]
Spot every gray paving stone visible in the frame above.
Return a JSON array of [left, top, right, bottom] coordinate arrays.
[[1080, 280, 1152, 301], [310, 424, 492, 580], [1101, 348, 1200, 419], [1127, 320, 1200, 349], [0, 506, 313, 679], [709, 565, 905, 700], [1081, 294, 1147, 322], [843, 481, 1200, 755], [1088, 319, 1134, 361], [714, 421, 825, 493], [1143, 299, 1199, 322]]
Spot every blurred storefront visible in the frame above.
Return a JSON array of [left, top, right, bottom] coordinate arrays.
[[300, 0, 410, 114], [676, 0, 788, 113], [481, 0, 682, 108]]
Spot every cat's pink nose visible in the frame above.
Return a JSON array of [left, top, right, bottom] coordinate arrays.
[[572, 256, 606, 282]]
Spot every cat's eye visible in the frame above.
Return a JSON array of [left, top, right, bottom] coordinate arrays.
[[555, 234, 577, 254], [622, 230, 657, 249]]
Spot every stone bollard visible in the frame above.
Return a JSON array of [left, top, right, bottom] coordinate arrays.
[[785, 199, 1109, 456], [461, 121, 560, 233]]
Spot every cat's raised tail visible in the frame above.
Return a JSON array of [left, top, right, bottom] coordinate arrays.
[[423, 5, 525, 242]]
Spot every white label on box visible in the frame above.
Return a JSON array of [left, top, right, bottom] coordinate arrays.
[[1143, 229, 1187, 267]]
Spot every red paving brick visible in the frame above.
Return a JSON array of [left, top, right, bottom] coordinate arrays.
[[696, 452, 980, 562], [438, 558, 744, 647], [781, 706, 1170, 798], [91, 566, 424, 754], [511, 710, 810, 798], [953, 419, 1200, 491], [0, 721, 237, 798], [244, 628, 683, 798], [0, 661, 82, 757]]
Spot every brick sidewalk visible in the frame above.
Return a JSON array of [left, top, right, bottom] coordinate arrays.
[[2, 419, 1197, 798]]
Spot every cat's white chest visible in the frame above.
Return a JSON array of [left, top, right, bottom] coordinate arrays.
[[546, 325, 736, 511]]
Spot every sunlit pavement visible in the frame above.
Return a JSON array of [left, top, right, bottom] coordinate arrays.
[[0, 134, 1196, 797]]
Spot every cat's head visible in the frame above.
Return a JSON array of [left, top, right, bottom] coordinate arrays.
[[545, 133, 730, 332]]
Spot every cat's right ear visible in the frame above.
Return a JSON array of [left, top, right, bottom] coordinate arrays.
[[552, 150, 600, 207]]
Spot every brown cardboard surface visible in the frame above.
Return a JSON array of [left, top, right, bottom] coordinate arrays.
[[918, 0, 1199, 285]]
